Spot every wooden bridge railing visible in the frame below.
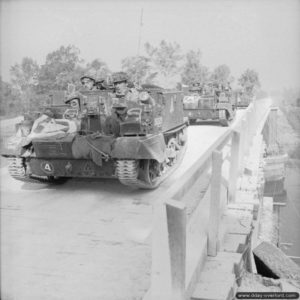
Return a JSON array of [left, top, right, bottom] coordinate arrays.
[[146, 98, 272, 300]]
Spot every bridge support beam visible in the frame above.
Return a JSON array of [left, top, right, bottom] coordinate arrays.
[[208, 150, 223, 256], [228, 131, 241, 203]]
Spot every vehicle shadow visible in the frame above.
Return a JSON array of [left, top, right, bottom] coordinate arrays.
[[20, 177, 155, 203]]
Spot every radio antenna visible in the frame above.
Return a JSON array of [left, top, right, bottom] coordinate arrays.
[[137, 8, 143, 56]]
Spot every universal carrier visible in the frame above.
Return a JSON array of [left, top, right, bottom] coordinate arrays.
[[3, 86, 188, 189], [183, 86, 236, 126]]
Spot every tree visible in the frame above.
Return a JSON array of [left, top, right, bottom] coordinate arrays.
[[210, 64, 233, 85], [145, 40, 183, 77], [181, 50, 209, 85], [10, 58, 41, 111], [238, 69, 260, 93], [10, 57, 40, 91], [0, 77, 22, 116], [121, 55, 156, 83], [37, 45, 83, 92], [85, 59, 111, 80]]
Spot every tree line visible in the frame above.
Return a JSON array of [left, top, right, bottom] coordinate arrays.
[[0, 41, 262, 116]]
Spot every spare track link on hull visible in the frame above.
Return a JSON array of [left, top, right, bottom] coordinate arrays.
[[7, 157, 65, 184]]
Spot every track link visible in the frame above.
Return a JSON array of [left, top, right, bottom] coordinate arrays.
[[116, 159, 164, 189], [116, 144, 187, 189], [115, 160, 139, 186], [7, 157, 66, 184]]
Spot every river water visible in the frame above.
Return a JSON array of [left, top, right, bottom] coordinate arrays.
[[278, 161, 300, 265]]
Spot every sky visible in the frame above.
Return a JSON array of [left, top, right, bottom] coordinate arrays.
[[1, 0, 300, 92]]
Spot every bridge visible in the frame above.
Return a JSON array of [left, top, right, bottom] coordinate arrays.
[[0, 98, 279, 300]]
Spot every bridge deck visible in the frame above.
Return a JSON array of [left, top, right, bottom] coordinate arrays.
[[0, 112, 248, 300]]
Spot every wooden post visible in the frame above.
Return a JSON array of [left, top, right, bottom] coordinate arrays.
[[150, 200, 172, 300], [208, 150, 223, 256], [228, 131, 241, 203], [244, 110, 251, 155], [252, 100, 258, 134], [266, 107, 278, 154], [239, 119, 247, 173], [247, 107, 254, 145], [250, 104, 257, 138], [165, 199, 186, 300]]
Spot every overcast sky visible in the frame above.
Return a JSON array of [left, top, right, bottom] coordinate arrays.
[[1, 0, 300, 91]]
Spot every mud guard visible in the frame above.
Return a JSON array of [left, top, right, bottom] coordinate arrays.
[[216, 102, 235, 119], [111, 133, 166, 163]]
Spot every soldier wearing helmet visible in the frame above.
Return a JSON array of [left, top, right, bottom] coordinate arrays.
[[103, 72, 138, 137], [65, 96, 81, 109], [95, 76, 107, 90], [80, 75, 96, 90], [112, 72, 129, 95], [111, 71, 139, 103], [104, 97, 127, 137], [190, 82, 202, 94]]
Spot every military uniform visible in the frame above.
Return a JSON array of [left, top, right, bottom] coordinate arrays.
[[104, 107, 127, 137]]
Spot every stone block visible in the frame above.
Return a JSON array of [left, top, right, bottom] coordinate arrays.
[[191, 252, 242, 300], [253, 241, 300, 286], [221, 233, 248, 253]]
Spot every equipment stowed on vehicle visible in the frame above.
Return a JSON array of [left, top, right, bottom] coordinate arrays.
[[183, 84, 236, 126], [2, 85, 188, 189]]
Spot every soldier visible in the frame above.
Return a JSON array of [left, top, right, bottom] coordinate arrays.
[[111, 71, 139, 102], [80, 75, 96, 90], [225, 81, 231, 92], [64, 96, 81, 120], [213, 82, 221, 97], [65, 96, 80, 109], [104, 101, 127, 137], [95, 76, 107, 90], [104, 72, 138, 137], [190, 82, 202, 94]]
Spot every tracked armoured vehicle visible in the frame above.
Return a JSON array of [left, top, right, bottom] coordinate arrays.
[[183, 83, 236, 126], [2, 79, 188, 189], [235, 89, 254, 109]]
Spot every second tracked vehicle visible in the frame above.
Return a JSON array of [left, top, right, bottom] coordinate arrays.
[[235, 88, 255, 109], [183, 82, 236, 126]]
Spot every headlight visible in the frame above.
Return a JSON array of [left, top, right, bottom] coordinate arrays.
[[139, 91, 150, 101]]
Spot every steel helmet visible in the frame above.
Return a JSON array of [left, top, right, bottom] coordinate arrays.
[[65, 96, 80, 105], [95, 75, 105, 84], [80, 75, 96, 85]]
